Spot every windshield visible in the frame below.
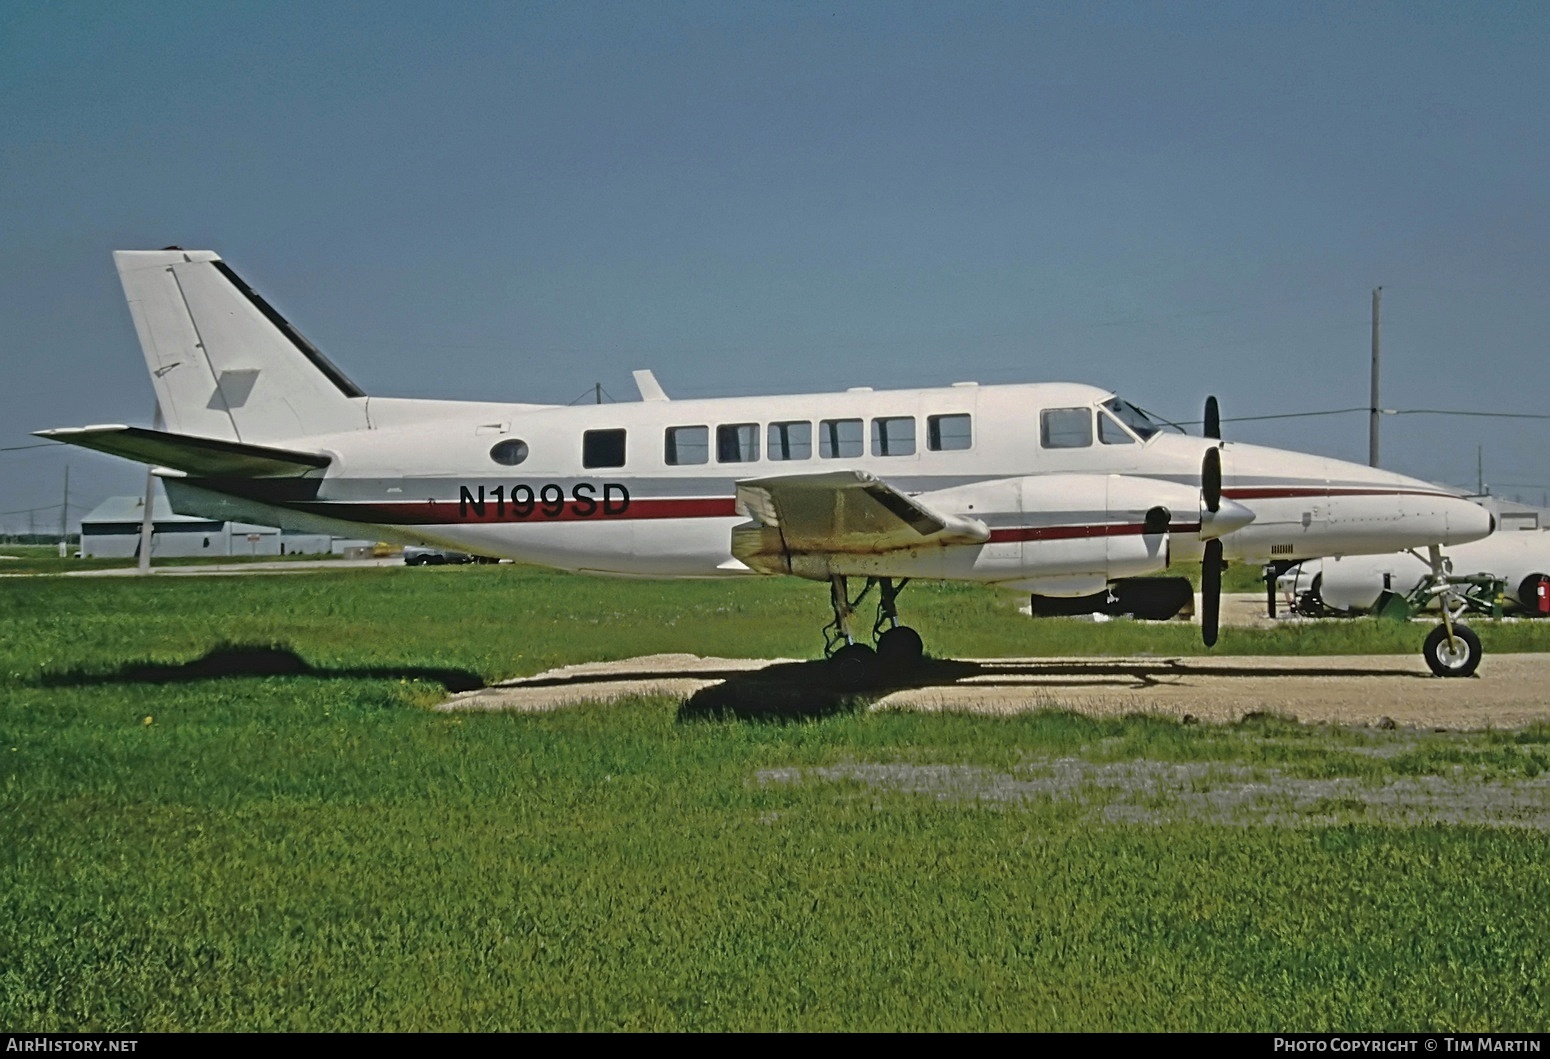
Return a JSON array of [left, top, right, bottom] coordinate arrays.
[[1101, 397, 1165, 440]]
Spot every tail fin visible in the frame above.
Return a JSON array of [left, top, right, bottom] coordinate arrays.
[[114, 249, 368, 443]]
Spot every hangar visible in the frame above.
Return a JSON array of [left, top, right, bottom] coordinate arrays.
[[78, 496, 370, 559]]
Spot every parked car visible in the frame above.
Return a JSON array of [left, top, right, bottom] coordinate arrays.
[[403, 545, 475, 566]]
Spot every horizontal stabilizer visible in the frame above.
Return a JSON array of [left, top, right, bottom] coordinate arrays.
[[35, 425, 330, 478]]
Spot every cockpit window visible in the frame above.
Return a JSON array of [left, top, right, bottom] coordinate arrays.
[[1098, 411, 1135, 445], [1040, 408, 1092, 449], [1102, 397, 1162, 440]]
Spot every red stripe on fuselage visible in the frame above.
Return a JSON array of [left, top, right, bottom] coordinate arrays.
[[258, 484, 1454, 531], [987, 522, 1198, 544], [289, 496, 740, 526]]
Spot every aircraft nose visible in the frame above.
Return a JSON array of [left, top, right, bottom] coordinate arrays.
[[1444, 497, 1494, 545], [1199, 496, 1256, 540]]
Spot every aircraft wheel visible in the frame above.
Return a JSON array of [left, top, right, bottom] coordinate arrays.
[[829, 642, 880, 691], [1517, 573, 1550, 616], [1423, 623, 1482, 678], [1295, 573, 1326, 616], [876, 626, 924, 670]]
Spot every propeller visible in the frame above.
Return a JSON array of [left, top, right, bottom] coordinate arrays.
[[1202, 538, 1223, 647], [1200, 396, 1224, 647], [1204, 395, 1221, 441]]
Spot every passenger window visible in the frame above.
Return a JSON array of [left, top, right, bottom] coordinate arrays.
[[927, 413, 972, 451], [768, 421, 812, 461], [1098, 411, 1135, 445], [489, 439, 530, 466], [819, 418, 864, 458], [871, 416, 916, 456], [664, 425, 708, 465], [1040, 408, 1092, 449], [716, 423, 759, 463], [582, 428, 627, 468]]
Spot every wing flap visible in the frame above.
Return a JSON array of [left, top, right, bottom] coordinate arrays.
[[35, 425, 330, 478], [733, 470, 987, 567]]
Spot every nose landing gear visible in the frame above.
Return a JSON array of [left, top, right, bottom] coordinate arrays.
[[1416, 545, 1486, 678], [823, 575, 923, 688]]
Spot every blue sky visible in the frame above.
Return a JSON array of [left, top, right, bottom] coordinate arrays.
[[3, 1, 1548, 531]]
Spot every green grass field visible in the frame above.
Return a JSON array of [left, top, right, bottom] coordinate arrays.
[[3, 566, 1549, 1031]]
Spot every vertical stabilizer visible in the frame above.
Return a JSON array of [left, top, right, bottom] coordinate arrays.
[[114, 249, 368, 443]]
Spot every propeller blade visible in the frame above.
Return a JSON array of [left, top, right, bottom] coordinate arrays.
[[1204, 395, 1221, 440], [1202, 538, 1223, 647], [1202, 446, 1222, 514]]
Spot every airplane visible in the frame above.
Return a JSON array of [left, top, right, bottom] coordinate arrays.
[[37, 248, 1498, 684], [1281, 528, 1550, 618]]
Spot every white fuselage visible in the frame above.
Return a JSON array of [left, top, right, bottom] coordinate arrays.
[[161, 380, 1494, 595], [1287, 530, 1550, 613]]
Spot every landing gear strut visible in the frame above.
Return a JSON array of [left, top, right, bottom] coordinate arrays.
[[1415, 545, 1485, 678], [824, 575, 924, 686]]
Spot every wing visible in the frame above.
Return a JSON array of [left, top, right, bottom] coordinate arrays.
[[34, 425, 330, 478], [733, 470, 987, 572]]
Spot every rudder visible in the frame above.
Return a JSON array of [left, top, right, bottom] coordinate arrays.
[[114, 249, 368, 443]]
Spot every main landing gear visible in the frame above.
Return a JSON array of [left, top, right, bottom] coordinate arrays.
[[824, 575, 924, 688]]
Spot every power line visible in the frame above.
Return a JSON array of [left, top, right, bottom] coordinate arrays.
[[1223, 407, 1368, 425], [1389, 408, 1550, 421], [1178, 406, 1550, 427]]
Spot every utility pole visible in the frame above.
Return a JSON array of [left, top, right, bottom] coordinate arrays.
[[136, 470, 156, 573], [1369, 286, 1382, 468], [58, 466, 69, 557], [137, 403, 163, 574], [595, 383, 602, 405]]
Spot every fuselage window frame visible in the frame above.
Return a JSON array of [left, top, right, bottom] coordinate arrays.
[[819, 418, 864, 459], [768, 421, 813, 461], [716, 423, 760, 464], [926, 413, 972, 452], [582, 428, 628, 469], [1039, 407, 1093, 450], [664, 425, 709, 466], [489, 438, 531, 466], [871, 416, 917, 457]]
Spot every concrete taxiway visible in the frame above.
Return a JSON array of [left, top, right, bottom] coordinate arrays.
[[439, 651, 1550, 731]]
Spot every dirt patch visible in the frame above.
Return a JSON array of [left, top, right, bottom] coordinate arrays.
[[440, 652, 1550, 731]]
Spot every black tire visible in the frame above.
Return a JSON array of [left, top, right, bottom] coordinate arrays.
[[1295, 573, 1327, 617], [829, 642, 880, 691], [1423, 623, 1482, 678], [876, 626, 924, 670], [1517, 574, 1550, 617]]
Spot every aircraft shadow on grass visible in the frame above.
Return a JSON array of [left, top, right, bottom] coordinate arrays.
[[37, 643, 486, 693]]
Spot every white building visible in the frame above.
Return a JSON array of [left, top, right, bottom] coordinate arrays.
[[78, 496, 370, 559]]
